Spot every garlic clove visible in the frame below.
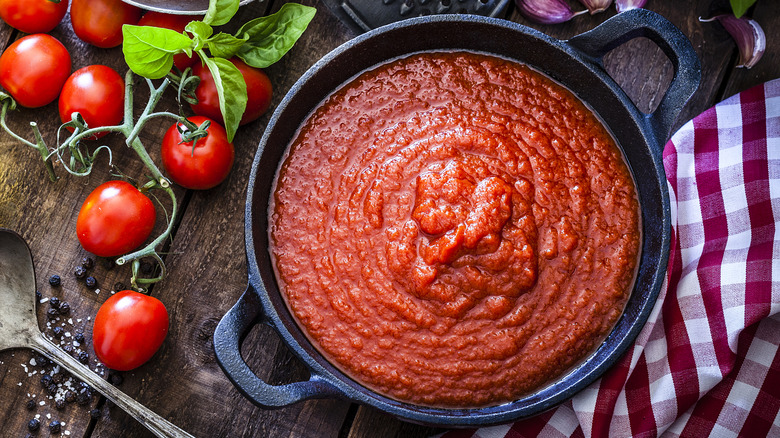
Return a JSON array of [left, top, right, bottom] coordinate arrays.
[[615, 0, 647, 13], [515, 0, 587, 24], [701, 15, 766, 69], [578, 0, 613, 14]]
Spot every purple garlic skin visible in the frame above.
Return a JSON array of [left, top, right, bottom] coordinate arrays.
[[579, 0, 613, 14], [615, 0, 647, 13], [701, 15, 766, 69], [515, 0, 587, 24]]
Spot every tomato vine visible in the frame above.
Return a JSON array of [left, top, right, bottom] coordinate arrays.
[[0, 0, 315, 290]]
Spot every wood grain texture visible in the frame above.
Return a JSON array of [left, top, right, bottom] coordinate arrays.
[[0, 0, 778, 437]]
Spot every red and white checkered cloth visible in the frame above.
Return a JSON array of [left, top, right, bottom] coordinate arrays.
[[439, 78, 780, 438]]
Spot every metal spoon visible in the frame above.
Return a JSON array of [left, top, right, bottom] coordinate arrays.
[[122, 0, 255, 15], [0, 228, 195, 438]]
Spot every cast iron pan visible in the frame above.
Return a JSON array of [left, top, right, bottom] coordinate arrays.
[[214, 9, 700, 427]]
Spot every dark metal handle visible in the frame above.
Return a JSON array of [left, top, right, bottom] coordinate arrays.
[[213, 285, 342, 407], [567, 8, 701, 145]]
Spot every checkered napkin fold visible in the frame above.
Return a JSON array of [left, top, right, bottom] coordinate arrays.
[[440, 78, 780, 438]]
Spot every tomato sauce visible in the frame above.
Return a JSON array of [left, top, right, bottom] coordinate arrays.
[[270, 52, 640, 408]]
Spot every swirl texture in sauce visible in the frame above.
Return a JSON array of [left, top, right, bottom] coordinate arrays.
[[270, 52, 640, 407]]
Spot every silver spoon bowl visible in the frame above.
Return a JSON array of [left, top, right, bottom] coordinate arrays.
[[122, 0, 255, 15], [0, 228, 194, 438]]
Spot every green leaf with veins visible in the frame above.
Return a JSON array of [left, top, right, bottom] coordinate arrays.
[[201, 56, 247, 142], [186, 20, 214, 51], [206, 33, 249, 59], [123, 25, 194, 79], [204, 0, 240, 26], [235, 3, 316, 68]]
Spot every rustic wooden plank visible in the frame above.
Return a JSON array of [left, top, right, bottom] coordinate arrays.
[[720, 0, 779, 99], [89, 1, 356, 437], [0, 6, 189, 438]]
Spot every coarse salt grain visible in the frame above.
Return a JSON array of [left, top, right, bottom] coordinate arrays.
[[40, 297, 49, 303]]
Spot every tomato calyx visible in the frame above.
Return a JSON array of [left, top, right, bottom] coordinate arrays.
[[176, 117, 211, 153]]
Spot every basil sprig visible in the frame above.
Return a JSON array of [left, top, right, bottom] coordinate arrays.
[[122, 0, 315, 141]]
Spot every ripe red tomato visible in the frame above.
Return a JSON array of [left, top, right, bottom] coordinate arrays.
[[0, 34, 71, 108], [137, 11, 200, 71], [190, 57, 272, 126], [161, 116, 234, 190], [70, 0, 142, 48], [0, 0, 69, 34], [59, 65, 124, 140], [93, 290, 169, 371], [76, 180, 156, 257]]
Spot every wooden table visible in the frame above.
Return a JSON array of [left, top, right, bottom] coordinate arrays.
[[0, 0, 777, 437]]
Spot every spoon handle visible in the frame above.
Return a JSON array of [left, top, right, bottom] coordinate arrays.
[[32, 332, 195, 438]]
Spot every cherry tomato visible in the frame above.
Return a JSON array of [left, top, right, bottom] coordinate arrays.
[[59, 65, 124, 140], [161, 116, 234, 190], [70, 0, 142, 48], [77, 180, 156, 257], [0, 0, 69, 34], [190, 57, 273, 126], [137, 11, 200, 71], [93, 290, 169, 371], [0, 34, 71, 108]]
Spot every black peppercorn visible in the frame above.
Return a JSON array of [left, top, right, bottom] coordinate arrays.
[[49, 420, 61, 434], [35, 290, 42, 301], [90, 408, 102, 420], [74, 332, 85, 344], [78, 382, 92, 393], [35, 355, 49, 367], [49, 275, 61, 287], [55, 398, 65, 410], [85, 276, 97, 289], [46, 383, 58, 395], [49, 297, 60, 309], [81, 256, 94, 269], [27, 418, 40, 432], [52, 373, 65, 385], [62, 344, 73, 355], [57, 301, 70, 315], [40, 374, 53, 387], [64, 391, 76, 404], [74, 265, 87, 279], [46, 307, 59, 320], [25, 399, 36, 410], [52, 326, 64, 339], [78, 351, 89, 364]]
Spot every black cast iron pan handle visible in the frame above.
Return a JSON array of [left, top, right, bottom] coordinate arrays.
[[567, 9, 701, 146], [213, 285, 344, 407]]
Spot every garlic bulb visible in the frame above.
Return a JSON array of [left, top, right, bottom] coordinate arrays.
[[615, 0, 647, 13], [701, 15, 766, 69], [515, 0, 587, 24], [579, 0, 612, 14]]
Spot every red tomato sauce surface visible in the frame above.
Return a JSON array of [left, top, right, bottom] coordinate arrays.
[[270, 51, 640, 408]]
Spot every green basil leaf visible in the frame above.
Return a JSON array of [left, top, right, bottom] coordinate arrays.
[[730, 0, 757, 18], [204, 0, 239, 26], [203, 56, 247, 142], [123, 25, 194, 79], [206, 32, 249, 59], [234, 3, 316, 68], [185, 21, 213, 53]]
